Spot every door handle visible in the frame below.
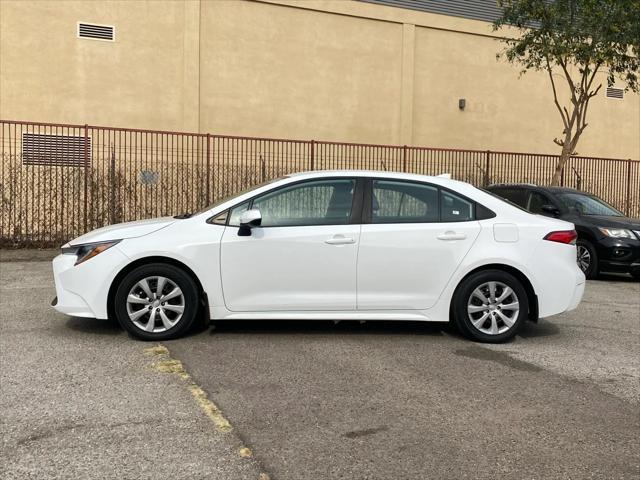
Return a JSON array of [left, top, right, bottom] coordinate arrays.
[[437, 231, 467, 241], [325, 235, 356, 245]]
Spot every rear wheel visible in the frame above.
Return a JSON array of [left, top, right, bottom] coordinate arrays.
[[452, 270, 529, 343], [576, 239, 598, 279], [114, 263, 200, 340]]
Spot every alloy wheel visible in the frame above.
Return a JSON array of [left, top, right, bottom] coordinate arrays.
[[576, 245, 591, 273], [467, 281, 520, 335], [126, 276, 185, 333]]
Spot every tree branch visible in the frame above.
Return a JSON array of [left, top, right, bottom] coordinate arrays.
[[558, 56, 579, 105], [545, 55, 569, 129]]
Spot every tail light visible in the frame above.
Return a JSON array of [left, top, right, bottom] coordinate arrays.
[[544, 230, 578, 245]]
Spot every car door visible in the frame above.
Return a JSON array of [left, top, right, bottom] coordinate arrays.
[[220, 177, 362, 312], [526, 190, 560, 217], [357, 179, 481, 310]]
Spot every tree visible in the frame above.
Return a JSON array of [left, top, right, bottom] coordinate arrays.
[[493, 0, 640, 185]]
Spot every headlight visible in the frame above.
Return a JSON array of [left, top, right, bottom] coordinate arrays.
[[598, 228, 635, 239], [61, 240, 121, 265]]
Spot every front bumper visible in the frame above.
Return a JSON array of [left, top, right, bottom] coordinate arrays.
[[52, 246, 130, 319], [596, 238, 640, 275]]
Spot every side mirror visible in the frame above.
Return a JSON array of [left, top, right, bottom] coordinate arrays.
[[238, 209, 262, 236], [541, 204, 561, 217]]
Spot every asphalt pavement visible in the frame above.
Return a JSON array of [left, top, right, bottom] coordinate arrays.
[[1, 257, 638, 479]]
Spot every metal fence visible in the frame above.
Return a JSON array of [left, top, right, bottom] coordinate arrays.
[[1, 119, 638, 247]]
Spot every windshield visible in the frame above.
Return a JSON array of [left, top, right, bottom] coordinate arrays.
[[557, 192, 623, 216], [195, 177, 283, 215]]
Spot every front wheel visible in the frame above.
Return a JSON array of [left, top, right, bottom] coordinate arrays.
[[576, 239, 598, 279], [452, 270, 529, 343], [114, 263, 200, 340]]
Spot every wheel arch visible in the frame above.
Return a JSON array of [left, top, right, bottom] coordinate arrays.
[[575, 226, 598, 243], [451, 263, 539, 322], [107, 256, 208, 321]]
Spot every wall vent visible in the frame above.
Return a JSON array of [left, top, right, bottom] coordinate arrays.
[[22, 133, 91, 167], [77, 22, 115, 41], [606, 87, 624, 99]]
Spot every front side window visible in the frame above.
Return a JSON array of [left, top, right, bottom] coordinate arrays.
[[248, 178, 355, 227], [557, 192, 623, 216], [527, 192, 550, 214], [372, 180, 439, 223]]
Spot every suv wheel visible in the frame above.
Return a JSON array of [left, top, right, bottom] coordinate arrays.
[[452, 270, 529, 343], [114, 263, 200, 340], [576, 239, 598, 279]]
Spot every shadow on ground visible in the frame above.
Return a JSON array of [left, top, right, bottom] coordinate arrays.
[[65, 317, 122, 336], [595, 272, 637, 283], [209, 319, 452, 337], [61, 314, 561, 342]]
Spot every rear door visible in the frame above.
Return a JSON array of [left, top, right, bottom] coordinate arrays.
[[357, 179, 481, 310]]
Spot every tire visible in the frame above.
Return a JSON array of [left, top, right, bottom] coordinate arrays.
[[452, 269, 529, 343], [576, 239, 598, 279], [114, 263, 200, 341]]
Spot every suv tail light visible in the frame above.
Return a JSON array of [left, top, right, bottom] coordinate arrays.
[[544, 230, 578, 245]]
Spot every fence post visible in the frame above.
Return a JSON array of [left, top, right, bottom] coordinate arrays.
[[484, 150, 491, 187], [83, 124, 89, 232], [402, 145, 407, 172], [109, 144, 116, 225], [310, 140, 315, 170], [206, 133, 211, 205], [626, 159, 632, 216]]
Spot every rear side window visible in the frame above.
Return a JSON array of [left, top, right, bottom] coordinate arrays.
[[372, 180, 439, 223], [440, 190, 474, 222], [493, 188, 528, 208], [370, 179, 479, 223]]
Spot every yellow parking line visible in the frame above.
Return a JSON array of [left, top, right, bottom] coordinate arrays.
[[144, 345, 270, 480], [143, 344, 271, 480], [144, 344, 231, 432]]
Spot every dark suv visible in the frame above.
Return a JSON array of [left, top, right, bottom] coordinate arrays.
[[487, 184, 640, 280]]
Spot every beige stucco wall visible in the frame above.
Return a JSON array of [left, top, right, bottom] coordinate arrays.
[[1, 0, 638, 159], [0, 0, 200, 131]]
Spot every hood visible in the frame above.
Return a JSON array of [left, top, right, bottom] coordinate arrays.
[[68, 217, 177, 246], [582, 215, 640, 230]]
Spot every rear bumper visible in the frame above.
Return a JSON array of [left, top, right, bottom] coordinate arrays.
[[567, 280, 585, 311], [530, 240, 586, 318]]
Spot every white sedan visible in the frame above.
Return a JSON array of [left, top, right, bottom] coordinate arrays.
[[52, 171, 585, 342]]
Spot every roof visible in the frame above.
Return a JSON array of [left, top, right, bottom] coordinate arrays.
[[488, 183, 581, 193], [358, 0, 503, 23], [285, 169, 463, 185], [204, 169, 522, 218]]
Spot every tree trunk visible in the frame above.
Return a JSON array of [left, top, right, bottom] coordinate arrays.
[[551, 142, 572, 186]]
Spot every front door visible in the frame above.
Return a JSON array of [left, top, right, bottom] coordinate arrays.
[[220, 178, 361, 312], [357, 179, 481, 310]]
